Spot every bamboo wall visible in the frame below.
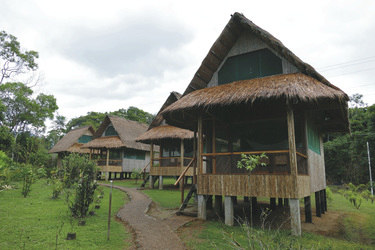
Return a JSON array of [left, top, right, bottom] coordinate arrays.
[[122, 151, 150, 172], [99, 165, 122, 172], [150, 166, 194, 176], [197, 174, 310, 198]]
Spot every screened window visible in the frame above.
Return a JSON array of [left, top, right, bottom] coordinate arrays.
[[105, 125, 118, 136], [162, 145, 180, 157], [78, 135, 92, 143], [218, 49, 282, 85], [124, 149, 146, 160], [307, 123, 321, 155]]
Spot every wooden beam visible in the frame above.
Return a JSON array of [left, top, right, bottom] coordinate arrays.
[[180, 139, 184, 190], [198, 114, 203, 175], [193, 130, 197, 184], [287, 102, 298, 197], [304, 196, 312, 223], [212, 119, 216, 174]]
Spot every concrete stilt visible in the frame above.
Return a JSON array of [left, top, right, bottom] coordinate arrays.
[[290, 198, 301, 236], [225, 196, 234, 226], [105, 171, 109, 181], [159, 176, 163, 190], [198, 195, 207, 220], [149, 175, 154, 188]]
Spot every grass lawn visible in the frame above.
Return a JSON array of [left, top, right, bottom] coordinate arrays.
[[0, 180, 131, 249]]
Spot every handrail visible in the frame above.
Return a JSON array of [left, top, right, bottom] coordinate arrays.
[[140, 162, 150, 174], [174, 157, 196, 186], [202, 150, 308, 159], [153, 156, 194, 160]]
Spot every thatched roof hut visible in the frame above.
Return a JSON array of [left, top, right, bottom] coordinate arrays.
[[82, 115, 151, 151], [48, 125, 95, 154], [136, 125, 194, 145], [162, 12, 349, 134], [137, 91, 194, 145]]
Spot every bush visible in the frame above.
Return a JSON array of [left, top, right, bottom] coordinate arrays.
[[20, 164, 35, 197], [63, 154, 99, 218]]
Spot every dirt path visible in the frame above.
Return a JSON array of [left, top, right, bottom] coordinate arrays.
[[101, 184, 193, 249]]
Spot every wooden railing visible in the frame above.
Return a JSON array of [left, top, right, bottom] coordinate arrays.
[[96, 159, 122, 166], [201, 150, 308, 175], [140, 162, 150, 181], [173, 157, 196, 204]]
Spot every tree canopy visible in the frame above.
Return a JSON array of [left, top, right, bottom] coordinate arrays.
[[324, 94, 375, 185], [0, 30, 39, 85]]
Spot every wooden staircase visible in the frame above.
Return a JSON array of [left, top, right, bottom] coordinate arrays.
[[140, 174, 158, 187], [176, 184, 197, 216]]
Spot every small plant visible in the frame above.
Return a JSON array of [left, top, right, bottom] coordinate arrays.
[[20, 164, 35, 198], [326, 186, 333, 205], [339, 183, 367, 209], [131, 168, 141, 183], [237, 152, 268, 172]]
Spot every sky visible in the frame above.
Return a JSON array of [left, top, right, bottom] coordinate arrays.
[[1, 0, 375, 128]]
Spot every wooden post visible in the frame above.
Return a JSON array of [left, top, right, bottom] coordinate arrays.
[[304, 196, 312, 223], [315, 191, 321, 217], [225, 196, 234, 226], [105, 148, 110, 181], [290, 198, 301, 236], [284, 198, 289, 207], [215, 195, 223, 215], [320, 190, 325, 214], [244, 196, 249, 203], [197, 114, 203, 175], [324, 189, 328, 211], [207, 195, 213, 209], [270, 198, 276, 210], [278, 198, 283, 207], [287, 102, 301, 236], [193, 130, 197, 184], [212, 119, 216, 174], [149, 175, 154, 188], [251, 197, 258, 212], [198, 194, 206, 220], [180, 139, 184, 190], [107, 180, 113, 241]]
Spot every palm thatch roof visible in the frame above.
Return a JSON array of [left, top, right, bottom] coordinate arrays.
[[163, 74, 348, 111], [148, 91, 181, 130], [82, 116, 151, 151], [136, 125, 194, 145], [182, 12, 335, 96], [48, 125, 95, 154]]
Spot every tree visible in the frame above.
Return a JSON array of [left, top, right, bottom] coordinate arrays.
[[0, 82, 58, 133], [0, 31, 39, 85]]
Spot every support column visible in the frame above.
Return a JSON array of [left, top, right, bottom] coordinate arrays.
[[251, 197, 258, 212], [206, 195, 213, 209], [315, 191, 321, 217], [278, 198, 283, 207], [149, 175, 154, 188], [214, 195, 223, 215], [198, 194, 206, 220], [225, 196, 234, 226], [159, 176, 163, 190], [320, 190, 325, 214], [290, 198, 302, 236], [270, 198, 276, 210], [244, 196, 249, 203], [287, 102, 301, 236], [180, 139, 184, 190], [304, 196, 312, 223], [105, 148, 110, 181], [284, 198, 289, 207], [324, 189, 328, 211]]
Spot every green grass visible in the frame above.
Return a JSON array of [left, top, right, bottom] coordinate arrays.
[[183, 220, 373, 249], [0, 180, 131, 249]]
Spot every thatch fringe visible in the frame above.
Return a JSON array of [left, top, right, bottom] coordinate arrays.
[[163, 73, 348, 114], [136, 125, 194, 144]]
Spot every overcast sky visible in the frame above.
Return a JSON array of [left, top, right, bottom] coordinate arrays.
[[1, 0, 375, 127]]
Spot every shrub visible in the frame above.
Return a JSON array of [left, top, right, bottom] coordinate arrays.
[[20, 164, 35, 197]]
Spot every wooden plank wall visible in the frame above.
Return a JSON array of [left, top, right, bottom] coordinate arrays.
[[150, 166, 194, 176], [197, 174, 310, 198], [99, 166, 122, 172]]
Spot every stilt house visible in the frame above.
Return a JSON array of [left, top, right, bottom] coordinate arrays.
[[136, 92, 195, 189], [161, 13, 349, 235], [82, 115, 152, 180], [48, 125, 95, 167]]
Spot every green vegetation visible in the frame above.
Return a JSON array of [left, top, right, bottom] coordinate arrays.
[[0, 180, 130, 249]]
